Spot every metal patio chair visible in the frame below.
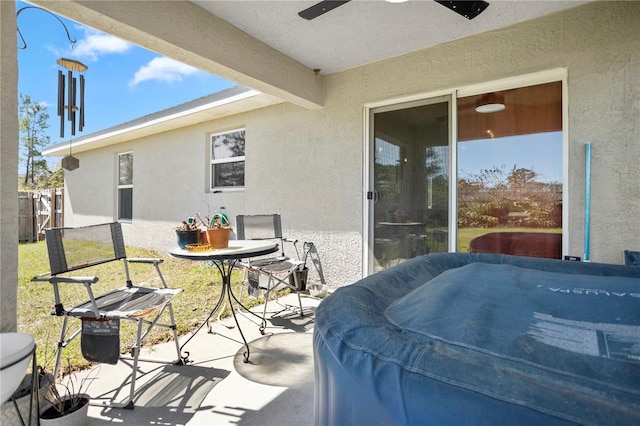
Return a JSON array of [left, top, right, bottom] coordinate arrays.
[[32, 222, 182, 409], [236, 214, 313, 334]]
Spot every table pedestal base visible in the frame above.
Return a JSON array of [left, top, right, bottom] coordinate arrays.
[[179, 259, 266, 363]]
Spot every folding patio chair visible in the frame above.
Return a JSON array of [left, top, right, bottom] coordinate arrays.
[[32, 222, 182, 409], [236, 214, 311, 334]]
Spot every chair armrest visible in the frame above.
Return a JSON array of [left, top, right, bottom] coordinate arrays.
[[49, 276, 99, 284], [32, 275, 99, 317], [126, 258, 169, 288], [32, 275, 98, 284], [128, 258, 163, 265], [32, 274, 50, 282]]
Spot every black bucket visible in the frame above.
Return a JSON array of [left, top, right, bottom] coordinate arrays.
[[289, 267, 309, 291]]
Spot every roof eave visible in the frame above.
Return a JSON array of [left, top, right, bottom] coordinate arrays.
[[44, 87, 282, 156]]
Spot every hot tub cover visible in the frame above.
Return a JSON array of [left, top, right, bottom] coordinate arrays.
[[313, 253, 640, 425]]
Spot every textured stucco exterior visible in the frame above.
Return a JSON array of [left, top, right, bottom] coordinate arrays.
[[1, 0, 19, 332], [59, 1, 639, 287], [2, 2, 639, 323], [330, 1, 640, 266]]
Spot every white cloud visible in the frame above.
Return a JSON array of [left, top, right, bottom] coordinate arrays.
[[129, 57, 201, 87], [70, 27, 132, 61]]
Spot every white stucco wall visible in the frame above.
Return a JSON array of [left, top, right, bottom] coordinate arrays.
[[62, 1, 639, 288], [1, 0, 19, 332], [324, 1, 640, 265]]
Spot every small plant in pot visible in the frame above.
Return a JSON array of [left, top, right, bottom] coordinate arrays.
[[175, 218, 201, 248], [40, 367, 91, 426], [206, 213, 231, 249], [176, 212, 232, 250]]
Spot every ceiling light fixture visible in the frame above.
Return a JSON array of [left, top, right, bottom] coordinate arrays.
[[475, 93, 505, 113], [385, 0, 410, 3]]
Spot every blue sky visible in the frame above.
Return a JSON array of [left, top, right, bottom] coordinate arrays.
[[16, 1, 234, 170], [376, 131, 563, 184], [458, 132, 563, 184]]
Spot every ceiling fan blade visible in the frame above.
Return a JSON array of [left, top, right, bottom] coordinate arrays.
[[299, 0, 351, 20], [434, 1, 489, 20]]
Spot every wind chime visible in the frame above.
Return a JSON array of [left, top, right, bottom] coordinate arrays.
[[17, 5, 88, 171], [57, 58, 87, 171]]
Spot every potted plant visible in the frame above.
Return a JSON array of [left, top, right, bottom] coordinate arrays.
[[175, 219, 200, 248], [39, 373, 90, 426], [206, 212, 231, 249], [176, 211, 232, 249]]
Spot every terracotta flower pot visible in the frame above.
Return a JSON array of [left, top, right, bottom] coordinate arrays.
[[206, 227, 230, 249]]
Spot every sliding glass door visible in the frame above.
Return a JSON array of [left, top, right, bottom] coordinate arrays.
[[369, 97, 451, 272], [367, 76, 565, 274], [457, 82, 563, 258]]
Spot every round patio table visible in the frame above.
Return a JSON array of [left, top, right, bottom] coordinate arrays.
[[170, 240, 278, 363]]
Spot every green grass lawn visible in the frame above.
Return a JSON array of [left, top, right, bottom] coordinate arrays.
[[18, 241, 263, 376]]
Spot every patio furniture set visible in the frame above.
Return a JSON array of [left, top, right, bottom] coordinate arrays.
[[24, 215, 321, 413], [13, 218, 639, 424]]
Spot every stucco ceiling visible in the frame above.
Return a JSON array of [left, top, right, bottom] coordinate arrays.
[[29, 0, 592, 110], [191, 0, 590, 75]]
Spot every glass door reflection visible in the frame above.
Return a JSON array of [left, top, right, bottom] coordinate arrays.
[[371, 98, 450, 272]]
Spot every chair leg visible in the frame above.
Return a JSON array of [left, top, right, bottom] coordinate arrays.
[[296, 290, 304, 317], [166, 303, 182, 363], [126, 319, 144, 409], [53, 315, 70, 379], [108, 319, 143, 410], [263, 274, 306, 321], [261, 280, 272, 325], [92, 305, 181, 409], [243, 271, 305, 332]]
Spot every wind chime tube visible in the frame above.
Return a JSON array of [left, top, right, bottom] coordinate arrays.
[[58, 70, 65, 138], [584, 142, 592, 262], [67, 70, 72, 121], [71, 77, 77, 136], [57, 70, 63, 116], [79, 74, 85, 130]]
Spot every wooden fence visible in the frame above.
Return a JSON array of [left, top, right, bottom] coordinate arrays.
[[18, 188, 64, 242]]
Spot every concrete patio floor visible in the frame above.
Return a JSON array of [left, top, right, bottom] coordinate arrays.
[[70, 293, 322, 425]]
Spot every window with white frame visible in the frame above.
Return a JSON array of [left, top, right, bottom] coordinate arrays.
[[118, 152, 133, 221], [210, 128, 245, 190]]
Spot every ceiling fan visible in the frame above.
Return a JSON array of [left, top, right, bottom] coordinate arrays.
[[299, 0, 490, 21]]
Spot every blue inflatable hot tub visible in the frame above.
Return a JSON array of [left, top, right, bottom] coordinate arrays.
[[313, 253, 640, 425]]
